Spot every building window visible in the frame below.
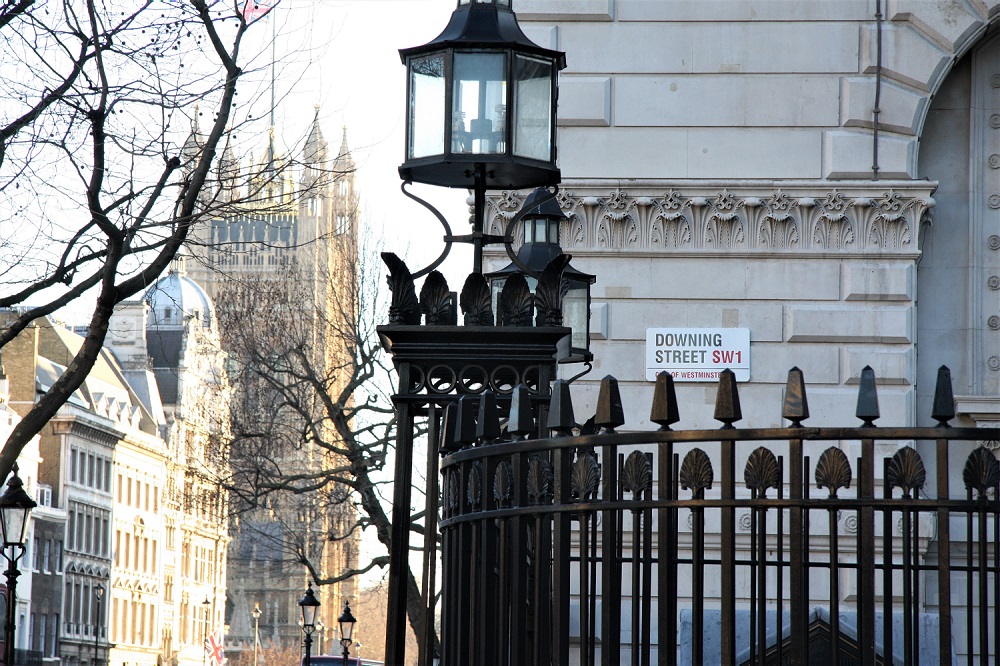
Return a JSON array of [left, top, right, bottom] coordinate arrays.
[[54, 541, 62, 572], [42, 539, 50, 573]]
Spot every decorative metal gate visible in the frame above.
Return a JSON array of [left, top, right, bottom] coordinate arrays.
[[437, 367, 1000, 665]]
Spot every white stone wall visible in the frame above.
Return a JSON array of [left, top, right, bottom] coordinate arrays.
[[481, 0, 1000, 432]]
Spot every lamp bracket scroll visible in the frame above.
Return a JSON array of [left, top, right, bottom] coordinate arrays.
[[400, 181, 561, 280]]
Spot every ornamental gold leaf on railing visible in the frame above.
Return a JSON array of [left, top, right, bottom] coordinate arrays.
[[744, 446, 780, 497], [621, 450, 652, 499], [886, 447, 926, 497], [493, 461, 513, 507], [963, 447, 1000, 498], [680, 448, 714, 498], [815, 446, 852, 498], [527, 456, 553, 505], [571, 453, 600, 501]]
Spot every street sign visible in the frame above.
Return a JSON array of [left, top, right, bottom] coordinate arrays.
[[645, 328, 751, 382]]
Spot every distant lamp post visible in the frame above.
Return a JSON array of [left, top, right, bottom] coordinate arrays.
[[251, 603, 261, 666], [486, 186, 596, 363], [337, 602, 356, 666], [315, 619, 325, 656], [298, 584, 320, 666], [201, 597, 211, 666], [0, 463, 37, 666], [94, 583, 105, 666]]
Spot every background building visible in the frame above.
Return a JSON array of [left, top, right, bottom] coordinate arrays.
[[183, 112, 361, 655]]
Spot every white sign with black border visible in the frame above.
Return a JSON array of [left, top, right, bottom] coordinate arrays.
[[645, 328, 751, 382]]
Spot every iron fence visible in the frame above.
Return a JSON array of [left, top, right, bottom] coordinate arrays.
[[438, 367, 1000, 665]]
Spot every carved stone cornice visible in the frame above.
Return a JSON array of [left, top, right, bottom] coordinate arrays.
[[485, 180, 937, 254]]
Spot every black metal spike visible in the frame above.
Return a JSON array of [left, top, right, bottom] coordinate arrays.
[[547, 379, 576, 437], [476, 391, 501, 443], [508, 384, 534, 440], [856, 365, 880, 427], [439, 402, 459, 454], [454, 395, 478, 447], [782, 366, 810, 427], [650, 372, 680, 430], [595, 375, 625, 433], [713, 368, 742, 429], [931, 365, 955, 427]]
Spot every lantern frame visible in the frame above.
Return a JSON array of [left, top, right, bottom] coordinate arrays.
[[399, 0, 566, 190]]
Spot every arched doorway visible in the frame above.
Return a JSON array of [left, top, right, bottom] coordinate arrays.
[[917, 29, 1000, 437]]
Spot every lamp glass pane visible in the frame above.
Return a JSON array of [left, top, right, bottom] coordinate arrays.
[[562, 281, 589, 351], [407, 53, 445, 159], [453, 52, 506, 155], [513, 55, 553, 162], [2, 506, 28, 546], [301, 604, 318, 628]]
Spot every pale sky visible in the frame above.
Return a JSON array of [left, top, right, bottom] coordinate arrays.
[[254, 0, 474, 288]]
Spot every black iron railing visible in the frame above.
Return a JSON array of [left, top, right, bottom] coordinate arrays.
[[437, 368, 1000, 666]]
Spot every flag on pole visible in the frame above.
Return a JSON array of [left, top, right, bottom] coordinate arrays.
[[205, 631, 225, 666], [242, 0, 273, 21]]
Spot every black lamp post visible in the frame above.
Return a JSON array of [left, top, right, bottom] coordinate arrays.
[[486, 186, 596, 363], [94, 583, 104, 666], [298, 584, 320, 666], [201, 598, 211, 666], [337, 602, 356, 666], [0, 463, 36, 666], [399, 0, 566, 274]]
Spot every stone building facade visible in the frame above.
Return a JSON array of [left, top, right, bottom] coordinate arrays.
[[477, 0, 1000, 661], [503, 0, 999, 441]]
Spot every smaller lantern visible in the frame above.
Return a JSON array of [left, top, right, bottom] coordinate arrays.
[[486, 187, 595, 363]]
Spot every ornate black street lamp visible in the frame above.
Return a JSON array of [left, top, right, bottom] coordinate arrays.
[[399, 0, 566, 274], [0, 463, 36, 666], [298, 584, 320, 666], [337, 602, 356, 666], [486, 186, 595, 363], [94, 583, 104, 666]]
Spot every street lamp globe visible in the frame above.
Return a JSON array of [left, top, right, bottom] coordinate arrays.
[[399, 0, 566, 190]]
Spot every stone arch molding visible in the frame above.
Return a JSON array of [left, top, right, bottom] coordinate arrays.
[[832, 1, 1000, 179]]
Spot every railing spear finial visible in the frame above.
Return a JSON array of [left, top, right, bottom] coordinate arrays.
[[782, 366, 810, 427], [714, 368, 742, 429], [548, 379, 576, 437], [856, 366, 880, 427], [454, 395, 478, 447], [476, 391, 501, 443], [595, 375, 625, 433], [439, 402, 460, 454], [931, 365, 955, 427], [508, 384, 535, 440], [650, 372, 680, 431]]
